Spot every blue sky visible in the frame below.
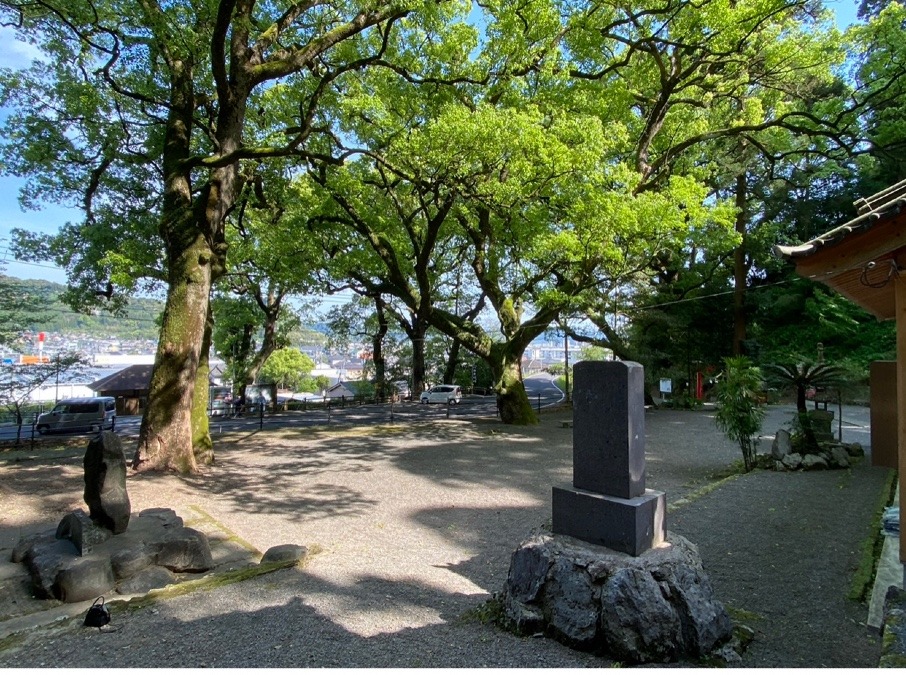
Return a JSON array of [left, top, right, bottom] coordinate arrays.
[[0, 0, 864, 284]]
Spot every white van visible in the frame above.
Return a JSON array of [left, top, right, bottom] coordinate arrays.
[[36, 397, 117, 435]]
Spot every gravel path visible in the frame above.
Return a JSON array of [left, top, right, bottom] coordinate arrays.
[[0, 403, 891, 667]]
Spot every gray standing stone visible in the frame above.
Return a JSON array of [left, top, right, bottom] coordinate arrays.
[[771, 429, 791, 459], [56, 509, 113, 555], [572, 361, 646, 498], [84, 432, 131, 534], [552, 360, 666, 556], [807, 409, 835, 442], [260, 544, 308, 565]]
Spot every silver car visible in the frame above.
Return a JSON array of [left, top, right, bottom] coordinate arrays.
[[36, 397, 117, 434], [419, 385, 462, 405]]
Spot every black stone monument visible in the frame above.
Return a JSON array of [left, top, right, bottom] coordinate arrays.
[[552, 360, 666, 556]]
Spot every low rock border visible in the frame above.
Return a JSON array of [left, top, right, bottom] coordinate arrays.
[[768, 428, 864, 471]]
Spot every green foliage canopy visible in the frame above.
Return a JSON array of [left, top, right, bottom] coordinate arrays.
[[259, 348, 316, 391]]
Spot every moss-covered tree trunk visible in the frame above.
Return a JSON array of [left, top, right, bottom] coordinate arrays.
[[192, 303, 216, 465], [371, 297, 389, 399], [443, 337, 463, 385], [132, 51, 240, 472], [492, 346, 538, 425], [134, 234, 215, 472]]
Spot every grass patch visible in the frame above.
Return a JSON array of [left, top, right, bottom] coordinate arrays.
[[186, 505, 259, 553], [459, 596, 506, 626], [709, 458, 749, 481], [848, 469, 897, 603], [0, 632, 26, 654], [668, 472, 744, 514], [726, 605, 764, 623]]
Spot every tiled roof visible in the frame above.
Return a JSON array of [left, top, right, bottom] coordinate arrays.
[[774, 178, 906, 259], [90, 364, 154, 393]]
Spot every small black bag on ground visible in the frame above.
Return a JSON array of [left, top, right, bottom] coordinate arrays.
[[84, 596, 111, 629]]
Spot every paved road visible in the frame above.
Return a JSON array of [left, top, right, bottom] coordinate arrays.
[[1, 373, 568, 443]]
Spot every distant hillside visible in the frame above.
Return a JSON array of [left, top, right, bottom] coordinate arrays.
[[5, 276, 331, 346], [4, 276, 164, 341]]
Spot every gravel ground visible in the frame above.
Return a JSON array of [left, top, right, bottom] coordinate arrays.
[[0, 403, 892, 667]]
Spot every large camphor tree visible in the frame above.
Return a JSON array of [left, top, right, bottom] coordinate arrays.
[[558, 0, 856, 366], [307, 0, 809, 422], [0, 0, 452, 471]]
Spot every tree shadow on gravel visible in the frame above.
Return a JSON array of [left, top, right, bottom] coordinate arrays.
[[388, 422, 573, 494], [0, 454, 86, 550], [134, 420, 576, 522], [668, 464, 889, 668], [412, 504, 552, 593], [0, 565, 607, 668]]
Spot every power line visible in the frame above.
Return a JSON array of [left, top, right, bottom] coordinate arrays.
[[633, 278, 795, 311]]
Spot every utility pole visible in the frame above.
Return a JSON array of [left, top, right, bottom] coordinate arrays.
[[564, 332, 570, 403]]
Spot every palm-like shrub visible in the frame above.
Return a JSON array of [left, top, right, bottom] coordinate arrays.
[[765, 360, 847, 453], [714, 356, 766, 472], [764, 361, 847, 413]]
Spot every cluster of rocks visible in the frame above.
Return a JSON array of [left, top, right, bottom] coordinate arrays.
[[11, 431, 307, 605], [769, 428, 864, 472], [10, 432, 215, 603], [500, 532, 737, 664], [14, 507, 214, 602]]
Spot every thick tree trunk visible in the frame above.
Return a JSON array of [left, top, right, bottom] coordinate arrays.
[[493, 347, 538, 425], [245, 306, 280, 386], [443, 338, 463, 385], [732, 173, 748, 355], [372, 298, 389, 399], [192, 303, 215, 465], [410, 316, 429, 395], [133, 234, 214, 472]]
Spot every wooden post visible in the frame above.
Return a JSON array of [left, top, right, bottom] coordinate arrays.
[[895, 276, 906, 580]]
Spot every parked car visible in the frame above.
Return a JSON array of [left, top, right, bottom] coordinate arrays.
[[420, 384, 462, 405], [36, 397, 116, 435]]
